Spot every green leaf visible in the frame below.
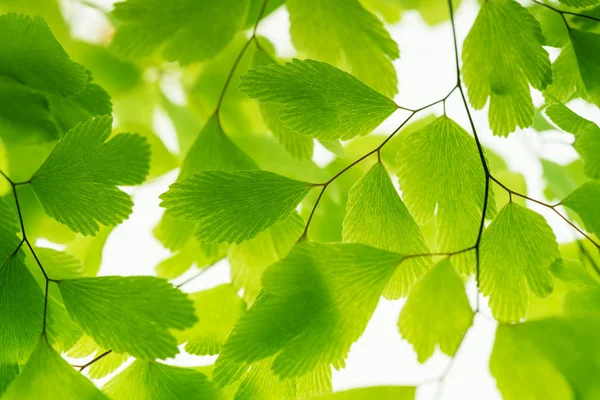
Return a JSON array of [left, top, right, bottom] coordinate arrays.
[[315, 386, 416, 400], [161, 170, 313, 244], [239, 59, 398, 141], [215, 357, 331, 400], [3, 338, 107, 400], [58, 276, 196, 360], [0, 14, 87, 97], [481, 203, 560, 322], [0, 254, 43, 363], [154, 113, 257, 251], [155, 239, 225, 280], [47, 82, 113, 133], [0, 363, 18, 396], [362, 0, 460, 26], [343, 163, 431, 299], [111, 0, 250, 64], [558, 0, 600, 7], [490, 318, 600, 399], [545, 102, 600, 179], [67, 336, 129, 379], [398, 259, 473, 363], [33, 247, 83, 280], [179, 114, 258, 180], [395, 116, 494, 273], [252, 46, 314, 160], [551, 258, 600, 317], [562, 182, 600, 236], [218, 242, 403, 378], [31, 116, 151, 236], [541, 159, 587, 202], [229, 212, 305, 305], [568, 29, 600, 107], [0, 197, 21, 264], [463, 0, 551, 136], [0, 15, 110, 145], [286, 0, 399, 97], [103, 360, 219, 400], [179, 284, 245, 356], [551, 258, 598, 288]]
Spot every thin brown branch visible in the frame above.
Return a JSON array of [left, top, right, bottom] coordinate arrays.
[[77, 350, 113, 372]]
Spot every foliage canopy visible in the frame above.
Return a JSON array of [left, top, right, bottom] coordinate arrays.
[[0, 0, 599, 399]]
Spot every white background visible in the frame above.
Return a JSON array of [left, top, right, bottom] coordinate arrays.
[[58, 0, 599, 398]]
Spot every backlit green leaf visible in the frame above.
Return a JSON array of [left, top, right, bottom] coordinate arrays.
[[3, 338, 107, 400], [545, 102, 600, 179], [490, 318, 600, 399], [239, 59, 398, 141], [103, 360, 219, 400], [343, 162, 430, 299], [161, 170, 313, 244], [0, 254, 43, 363], [562, 182, 600, 236], [229, 212, 305, 305], [558, 0, 600, 7], [154, 113, 257, 251], [286, 0, 399, 96], [31, 116, 151, 236], [58, 276, 196, 360], [219, 242, 403, 378], [481, 203, 560, 322], [570, 29, 600, 106], [0, 14, 87, 97], [0, 197, 21, 264], [396, 116, 494, 273], [179, 284, 245, 356], [111, 0, 250, 64], [315, 386, 416, 400], [463, 0, 551, 136], [398, 259, 473, 363], [252, 46, 314, 160]]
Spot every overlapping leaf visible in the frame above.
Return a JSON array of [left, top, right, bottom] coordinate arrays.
[[161, 170, 313, 244], [545, 102, 600, 179], [67, 335, 129, 380], [343, 163, 430, 298], [551, 259, 600, 317], [315, 386, 415, 400], [215, 356, 332, 400], [481, 203, 560, 322], [58, 276, 196, 360], [154, 114, 256, 251], [491, 318, 600, 399], [3, 339, 107, 400], [562, 182, 600, 236], [463, 0, 551, 136], [0, 14, 87, 97], [0, 254, 44, 363], [0, 197, 21, 264], [363, 0, 461, 26], [239, 59, 398, 141], [286, 0, 399, 96], [111, 0, 250, 63], [558, 0, 600, 7], [252, 46, 314, 160], [31, 116, 151, 236], [103, 360, 219, 400], [179, 284, 245, 356], [217, 242, 403, 378], [398, 259, 473, 363], [0, 14, 110, 143], [395, 116, 494, 273], [229, 213, 305, 304]]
